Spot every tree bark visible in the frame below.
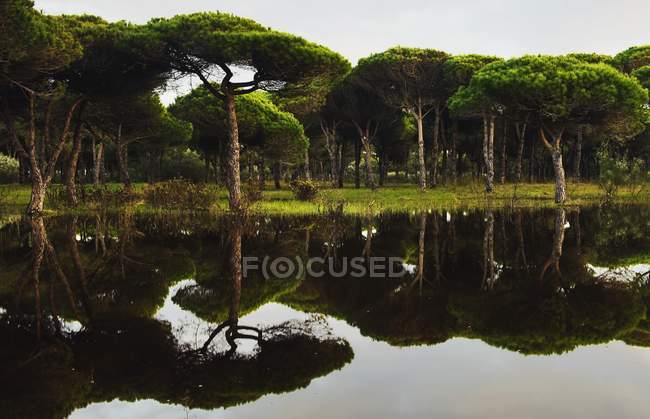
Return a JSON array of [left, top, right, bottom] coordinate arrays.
[[430, 106, 441, 187], [304, 148, 311, 181], [115, 124, 132, 190], [573, 126, 583, 182], [337, 142, 344, 188], [258, 157, 266, 190], [415, 105, 427, 191], [65, 102, 87, 206], [224, 94, 242, 211], [361, 130, 375, 190], [483, 113, 496, 193], [354, 137, 361, 189], [515, 122, 527, 183], [483, 211, 496, 290], [540, 128, 567, 204], [93, 141, 104, 185]]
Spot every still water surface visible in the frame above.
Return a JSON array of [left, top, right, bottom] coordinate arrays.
[[1, 205, 649, 418]]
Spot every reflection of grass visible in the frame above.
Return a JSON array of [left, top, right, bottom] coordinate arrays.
[[2, 182, 650, 215]]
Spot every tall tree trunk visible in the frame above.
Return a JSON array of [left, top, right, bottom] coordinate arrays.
[[224, 94, 242, 211], [483, 113, 496, 193], [322, 122, 339, 187], [354, 137, 361, 189], [304, 148, 311, 181], [65, 102, 87, 206], [337, 143, 344, 189], [415, 105, 427, 191], [361, 131, 375, 190], [430, 106, 441, 187], [573, 126, 583, 182], [115, 124, 131, 191], [540, 129, 567, 204], [447, 119, 458, 183], [93, 141, 104, 185], [515, 122, 527, 183]]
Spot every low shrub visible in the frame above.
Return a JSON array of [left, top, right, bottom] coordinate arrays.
[[290, 180, 319, 201], [597, 147, 647, 199], [0, 154, 19, 184], [46, 184, 138, 208], [144, 180, 218, 210]]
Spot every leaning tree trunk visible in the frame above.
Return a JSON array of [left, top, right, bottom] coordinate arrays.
[[415, 107, 427, 191], [65, 102, 87, 206], [483, 113, 496, 193], [224, 94, 242, 211], [573, 126, 583, 182]]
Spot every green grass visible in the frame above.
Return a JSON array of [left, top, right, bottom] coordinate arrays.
[[1, 181, 649, 216]]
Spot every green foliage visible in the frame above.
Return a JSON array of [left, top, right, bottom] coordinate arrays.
[[462, 55, 648, 135], [45, 184, 137, 208], [160, 148, 205, 182], [354, 47, 450, 111], [0, 153, 19, 183], [613, 45, 650, 73], [597, 146, 648, 198], [146, 12, 349, 85], [565, 52, 613, 65], [144, 180, 218, 210], [290, 180, 319, 201], [171, 87, 307, 163], [632, 65, 650, 91]]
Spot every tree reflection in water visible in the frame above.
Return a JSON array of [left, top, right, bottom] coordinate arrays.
[[0, 206, 650, 417]]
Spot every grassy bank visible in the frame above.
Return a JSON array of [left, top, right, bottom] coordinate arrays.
[[1, 182, 649, 216]]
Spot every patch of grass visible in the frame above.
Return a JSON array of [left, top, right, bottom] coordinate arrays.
[[1, 181, 649, 216]]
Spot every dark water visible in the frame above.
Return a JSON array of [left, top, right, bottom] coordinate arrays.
[[1, 206, 649, 419]]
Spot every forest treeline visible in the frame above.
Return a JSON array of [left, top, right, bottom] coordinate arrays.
[[1, 0, 649, 213]]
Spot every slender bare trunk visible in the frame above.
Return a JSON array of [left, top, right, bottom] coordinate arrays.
[[483, 113, 495, 193], [415, 105, 427, 191], [354, 138, 361, 189], [515, 122, 527, 183], [431, 106, 440, 187], [540, 128, 567, 204], [225, 94, 242, 211], [115, 124, 132, 190], [273, 162, 281, 190], [361, 131, 375, 190], [258, 157, 266, 190], [304, 148, 311, 181], [66, 102, 86, 205], [573, 126, 583, 182], [93, 141, 104, 185]]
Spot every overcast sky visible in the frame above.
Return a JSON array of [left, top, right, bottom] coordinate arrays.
[[35, 0, 650, 62], [34, 0, 650, 103]]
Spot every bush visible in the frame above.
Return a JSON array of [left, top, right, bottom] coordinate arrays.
[[46, 184, 138, 208], [161, 149, 207, 183], [290, 180, 319, 201], [144, 180, 218, 210], [597, 147, 648, 199], [0, 154, 19, 184]]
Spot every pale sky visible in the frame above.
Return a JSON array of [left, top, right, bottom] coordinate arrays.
[[34, 0, 650, 103], [34, 0, 650, 62]]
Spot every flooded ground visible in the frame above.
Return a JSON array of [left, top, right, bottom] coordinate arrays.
[[1, 205, 649, 418]]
